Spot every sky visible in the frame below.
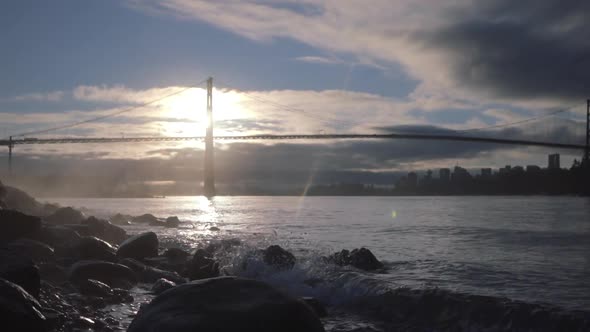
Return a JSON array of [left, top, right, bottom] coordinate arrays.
[[1, 0, 589, 193]]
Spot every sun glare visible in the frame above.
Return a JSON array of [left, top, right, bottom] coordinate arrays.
[[159, 88, 248, 136]]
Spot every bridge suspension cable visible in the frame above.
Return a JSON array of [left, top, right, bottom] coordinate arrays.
[[10, 78, 210, 138]]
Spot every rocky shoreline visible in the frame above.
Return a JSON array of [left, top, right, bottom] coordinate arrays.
[[2, 180, 590, 331]]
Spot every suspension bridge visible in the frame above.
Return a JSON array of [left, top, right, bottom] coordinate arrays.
[[2, 77, 589, 196]]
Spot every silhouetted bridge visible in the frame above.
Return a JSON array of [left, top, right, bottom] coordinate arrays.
[[0, 134, 585, 150]]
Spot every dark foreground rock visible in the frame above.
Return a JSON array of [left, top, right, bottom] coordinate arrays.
[[3, 186, 44, 216], [0, 249, 40, 298], [82, 216, 127, 245], [3, 239, 55, 262], [28, 224, 81, 249], [0, 278, 46, 331], [151, 278, 176, 295], [263, 245, 296, 270], [117, 231, 158, 259], [74, 236, 117, 261], [120, 258, 186, 284], [186, 249, 220, 280], [44, 206, 85, 225], [0, 209, 42, 243], [68, 260, 137, 288], [128, 277, 325, 332], [329, 248, 384, 271]]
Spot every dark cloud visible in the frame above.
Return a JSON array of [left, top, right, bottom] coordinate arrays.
[[420, 0, 590, 100]]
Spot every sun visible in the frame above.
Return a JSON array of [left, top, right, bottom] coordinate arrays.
[[158, 87, 247, 136]]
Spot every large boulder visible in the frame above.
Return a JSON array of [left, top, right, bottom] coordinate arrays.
[[0, 209, 42, 243], [0, 278, 46, 331], [0, 249, 40, 298], [73, 236, 117, 261], [68, 260, 137, 288], [3, 186, 43, 216], [263, 245, 296, 270], [77, 279, 113, 297], [82, 216, 127, 245], [120, 258, 185, 284], [186, 249, 219, 280], [117, 232, 158, 259], [44, 207, 85, 225], [132, 214, 158, 224], [27, 225, 81, 249], [151, 278, 176, 295], [3, 239, 54, 262], [128, 277, 325, 332], [329, 248, 383, 271], [110, 213, 132, 226]]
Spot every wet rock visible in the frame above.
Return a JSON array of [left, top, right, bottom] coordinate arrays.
[[120, 258, 186, 284], [110, 213, 132, 226], [74, 236, 117, 261], [165, 216, 180, 228], [44, 206, 85, 225], [302, 297, 328, 317], [163, 247, 189, 260], [0, 278, 46, 331], [0, 249, 40, 297], [329, 248, 383, 271], [77, 279, 113, 297], [186, 249, 219, 280], [28, 225, 81, 249], [209, 226, 220, 231], [132, 213, 158, 224], [83, 216, 127, 245], [128, 277, 325, 332], [0, 209, 42, 243], [68, 260, 137, 288], [151, 278, 176, 295], [38, 263, 67, 284], [3, 239, 54, 262], [72, 316, 95, 329], [117, 231, 158, 260], [3, 186, 43, 216], [263, 245, 296, 270]]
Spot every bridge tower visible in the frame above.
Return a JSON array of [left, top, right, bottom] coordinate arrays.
[[203, 77, 215, 196], [585, 99, 590, 165]]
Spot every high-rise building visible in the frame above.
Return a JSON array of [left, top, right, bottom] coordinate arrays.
[[548, 154, 560, 169], [439, 168, 451, 182], [481, 168, 492, 177]]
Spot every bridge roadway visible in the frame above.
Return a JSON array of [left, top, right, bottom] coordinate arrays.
[[0, 134, 585, 150]]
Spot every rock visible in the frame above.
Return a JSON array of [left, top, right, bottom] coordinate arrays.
[[74, 236, 117, 261], [0, 249, 40, 298], [120, 258, 185, 284], [0, 180, 6, 209], [3, 239, 54, 262], [44, 206, 85, 225], [132, 213, 158, 224], [263, 245, 296, 270], [186, 249, 219, 280], [302, 297, 327, 317], [28, 225, 81, 249], [209, 226, 220, 231], [0, 209, 42, 243], [72, 316, 95, 329], [77, 278, 113, 297], [83, 216, 127, 245], [165, 216, 180, 228], [110, 213, 132, 225], [149, 219, 167, 227], [117, 232, 159, 259], [163, 247, 189, 260], [38, 263, 67, 284], [128, 277, 325, 332], [3, 186, 43, 216], [0, 278, 46, 331], [329, 248, 383, 271], [68, 260, 137, 288], [151, 278, 176, 295]]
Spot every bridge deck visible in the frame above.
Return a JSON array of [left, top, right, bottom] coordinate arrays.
[[0, 134, 585, 150]]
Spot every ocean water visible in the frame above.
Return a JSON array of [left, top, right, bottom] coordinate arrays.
[[48, 196, 590, 329]]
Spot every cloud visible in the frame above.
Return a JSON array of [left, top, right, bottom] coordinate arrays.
[[294, 56, 347, 66], [127, 0, 590, 105], [2, 91, 65, 102]]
